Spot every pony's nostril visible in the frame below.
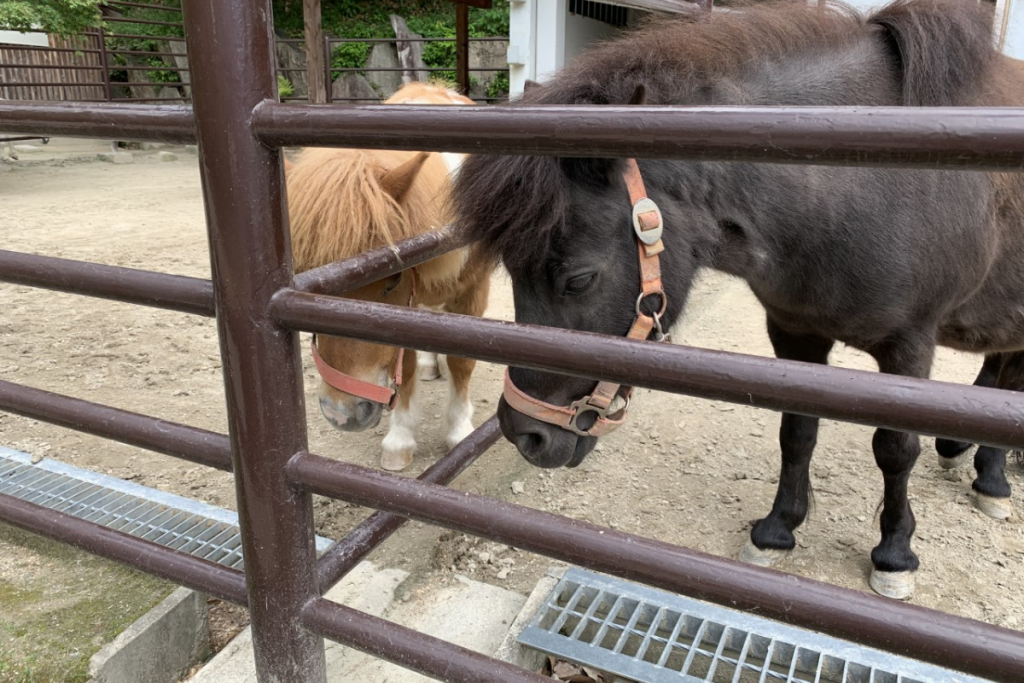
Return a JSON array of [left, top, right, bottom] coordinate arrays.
[[356, 401, 376, 423], [516, 431, 548, 460]]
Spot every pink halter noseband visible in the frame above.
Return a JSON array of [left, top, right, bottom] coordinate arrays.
[[502, 159, 670, 437], [311, 270, 416, 411]]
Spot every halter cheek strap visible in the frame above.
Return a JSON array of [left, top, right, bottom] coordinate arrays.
[[502, 158, 669, 437], [312, 337, 404, 410], [310, 270, 416, 411]]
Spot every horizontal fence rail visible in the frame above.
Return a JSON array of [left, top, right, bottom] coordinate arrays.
[[0, 250, 215, 317], [253, 103, 1024, 169], [286, 450, 1024, 683], [0, 493, 247, 605], [0, 101, 195, 142], [0, 380, 233, 472], [293, 224, 468, 295], [316, 416, 501, 594], [301, 598, 551, 683], [270, 292, 1024, 452]]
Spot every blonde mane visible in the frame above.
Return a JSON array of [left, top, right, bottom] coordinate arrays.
[[287, 82, 474, 288]]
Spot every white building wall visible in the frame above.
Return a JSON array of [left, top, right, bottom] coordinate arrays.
[[0, 30, 49, 47]]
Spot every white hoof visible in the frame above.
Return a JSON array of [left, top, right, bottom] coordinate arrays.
[[738, 540, 790, 568], [869, 569, 915, 600], [976, 493, 1013, 520], [381, 447, 415, 472], [937, 451, 970, 470]]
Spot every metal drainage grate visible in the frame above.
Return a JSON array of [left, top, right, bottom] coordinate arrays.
[[518, 568, 991, 683], [0, 445, 332, 569]]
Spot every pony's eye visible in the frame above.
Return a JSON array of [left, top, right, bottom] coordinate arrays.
[[564, 273, 596, 295], [381, 274, 402, 297]]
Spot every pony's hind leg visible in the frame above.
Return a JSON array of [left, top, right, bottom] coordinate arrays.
[[742, 320, 833, 567], [866, 332, 934, 600], [936, 353, 1004, 469], [381, 349, 421, 471], [444, 355, 476, 449], [971, 351, 1023, 520], [440, 265, 490, 449], [415, 305, 445, 380]]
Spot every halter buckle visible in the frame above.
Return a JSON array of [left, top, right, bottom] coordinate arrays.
[[632, 198, 663, 245]]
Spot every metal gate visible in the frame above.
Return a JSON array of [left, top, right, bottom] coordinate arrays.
[[2, 1, 1024, 681]]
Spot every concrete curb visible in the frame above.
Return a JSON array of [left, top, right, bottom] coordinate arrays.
[[88, 587, 209, 683], [494, 565, 565, 672]]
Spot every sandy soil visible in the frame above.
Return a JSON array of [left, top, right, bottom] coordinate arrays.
[[2, 142, 1022, 666]]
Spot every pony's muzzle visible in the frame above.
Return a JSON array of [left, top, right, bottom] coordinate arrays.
[[318, 394, 382, 432], [497, 396, 597, 468]]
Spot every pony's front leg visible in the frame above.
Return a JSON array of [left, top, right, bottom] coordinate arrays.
[[444, 355, 476, 449], [381, 349, 420, 471], [741, 320, 833, 567], [865, 333, 934, 600]]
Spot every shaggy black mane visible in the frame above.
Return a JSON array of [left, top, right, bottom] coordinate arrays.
[[450, 0, 997, 275]]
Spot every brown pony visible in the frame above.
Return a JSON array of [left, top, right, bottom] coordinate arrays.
[[287, 82, 492, 471]]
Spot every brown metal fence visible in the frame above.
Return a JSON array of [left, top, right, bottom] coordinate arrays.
[[0, 34, 105, 101], [2, 1, 1024, 682]]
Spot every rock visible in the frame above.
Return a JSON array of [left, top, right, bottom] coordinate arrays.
[[390, 15, 429, 84], [511, 481, 525, 495], [468, 40, 509, 99], [184, 145, 198, 155], [275, 30, 308, 98], [158, 151, 178, 162], [140, 142, 167, 151], [98, 151, 134, 164], [12, 144, 42, 154], [331, 73, 378, 102], [497, 568, 510, 580], [364, 42, 404, 98]]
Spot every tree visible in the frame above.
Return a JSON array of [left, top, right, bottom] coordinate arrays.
[[0, 0, 102, 35]]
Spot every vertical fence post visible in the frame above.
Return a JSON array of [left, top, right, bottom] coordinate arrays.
[[456, 2, 471, 96], [323, 36, 332, 104], [179, 0, 327, 681], [303, 0, 326, 103], [96, 28, 112, 102]]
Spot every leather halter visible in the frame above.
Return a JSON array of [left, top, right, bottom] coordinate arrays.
[[502, 159, 669, 437], [311, 271, 416, 411]]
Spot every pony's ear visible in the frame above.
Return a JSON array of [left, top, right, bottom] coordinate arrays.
[[523, 79, 544, 93], [627, 83, 647, 106], [380, 152, 431, 202]]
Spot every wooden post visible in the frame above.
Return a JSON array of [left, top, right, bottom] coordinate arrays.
[[456, 2, 470, 97], [303, 0, 326, 104]]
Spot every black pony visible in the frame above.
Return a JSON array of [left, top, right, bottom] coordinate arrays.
[[452, 0, 1024, 599]]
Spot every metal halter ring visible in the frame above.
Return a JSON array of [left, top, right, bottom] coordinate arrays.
[[567, 395, 631, 437], [635, 290, 668, 318]]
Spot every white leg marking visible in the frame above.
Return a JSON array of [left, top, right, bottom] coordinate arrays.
[[381, 388, 421, 471], [445, 375, 475, 450]]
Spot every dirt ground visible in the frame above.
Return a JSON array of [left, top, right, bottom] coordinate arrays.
[[2, 141, 1023, 673]]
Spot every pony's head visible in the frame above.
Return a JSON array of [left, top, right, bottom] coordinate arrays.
[[287, 146, 461, 431], [384, 81, 475, 106]]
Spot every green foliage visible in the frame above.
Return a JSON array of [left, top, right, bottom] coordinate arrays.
[[486, 70, 509, 100], [0, 0, 101, 35], [278, 74, 294, 98]]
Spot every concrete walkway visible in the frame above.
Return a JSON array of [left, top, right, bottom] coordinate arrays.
[[189, 562, 527, 682]]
